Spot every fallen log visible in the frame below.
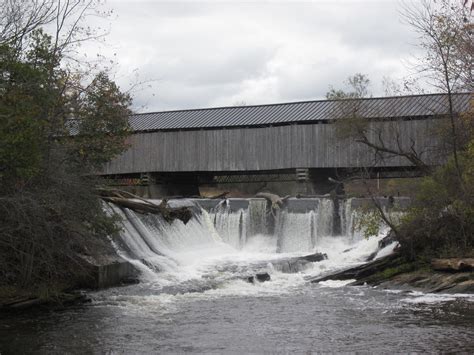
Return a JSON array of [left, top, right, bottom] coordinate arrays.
[[431, 258, 474, 272], [255, 192, 290, 212], [96, 187, 146, 200], [256, 192, 284, 208], [97, 188, 193, 224], [209, 191, 230, 199]]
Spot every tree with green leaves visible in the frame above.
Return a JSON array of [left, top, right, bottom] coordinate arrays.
[[0, 0, 132, 297], [327, 0, 473, 262], [402, 0, 473, 189]]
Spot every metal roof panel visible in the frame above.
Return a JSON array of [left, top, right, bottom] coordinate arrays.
[[126, 93, 470, 132]]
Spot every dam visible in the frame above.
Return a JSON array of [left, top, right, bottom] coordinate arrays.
[[106, 196, 407, 280]]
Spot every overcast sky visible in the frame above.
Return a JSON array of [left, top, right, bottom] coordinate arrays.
[[84, 0, 421, 112]]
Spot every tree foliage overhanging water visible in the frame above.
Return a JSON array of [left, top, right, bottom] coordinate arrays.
[[326, 0, 474, 263], [0, 0, 132, 297]]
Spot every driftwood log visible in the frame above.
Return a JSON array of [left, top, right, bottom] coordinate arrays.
[[255, 192, 290, 212], [431, 258, 474, 272], [97, 188, 193, 224], [209, 191, 230, 199]]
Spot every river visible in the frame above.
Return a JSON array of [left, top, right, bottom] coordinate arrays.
[[1, 198, 473, 353], [1, 278, 473, 353]]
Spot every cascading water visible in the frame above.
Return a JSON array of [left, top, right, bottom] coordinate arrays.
[[340, 197, 355, 237], [276, 210, 317, 252], [211, 202, 247, 249], [107, 197, 394, 293], [246, 199, 269, 236]]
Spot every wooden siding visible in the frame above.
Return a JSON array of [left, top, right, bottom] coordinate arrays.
[[101, 119, 443, 175]]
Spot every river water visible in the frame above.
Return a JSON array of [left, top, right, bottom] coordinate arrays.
[[1, 199, 473, 353]]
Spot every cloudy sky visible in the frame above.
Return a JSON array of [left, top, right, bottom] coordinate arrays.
[[84, 0, 421, 112]]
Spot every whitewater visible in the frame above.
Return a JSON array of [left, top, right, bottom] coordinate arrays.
[[104, 198, 394, 294]]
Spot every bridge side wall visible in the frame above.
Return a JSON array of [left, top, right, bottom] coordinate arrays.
[[101, 119, 443, 175]]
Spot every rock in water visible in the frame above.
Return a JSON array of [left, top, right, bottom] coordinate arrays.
[[270, 253, 328, 273], [366, 251, 378, 262], [378, 230, 397, 249], [365, 230, 398, 261], [247, 273, 271, 283], [302, 253, 328, 262], [256, 273, 271, 282]]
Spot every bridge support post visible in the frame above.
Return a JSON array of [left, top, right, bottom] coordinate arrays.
[[295, 168, 311, 195]]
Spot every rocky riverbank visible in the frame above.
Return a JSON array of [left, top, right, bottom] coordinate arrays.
[[311, 254, 474, 294], [378, 270, 474, 293]]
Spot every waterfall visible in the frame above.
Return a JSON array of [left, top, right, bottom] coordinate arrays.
[[340, 198, 359, 239], [211, 201, 247, 249], [316, 198, 334, 237], [276, 210, 317, 253], [108, 197, 392, 283], [247, 199, 268, 236], [112, 197, 354, 258]]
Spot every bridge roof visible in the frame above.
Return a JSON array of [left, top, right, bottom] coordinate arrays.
[[130, 93, 471, 132]]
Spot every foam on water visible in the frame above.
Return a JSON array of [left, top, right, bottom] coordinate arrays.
[[318, 279, 357, 288], [401, 291, 474, 304], [108, 198, 394, 297]]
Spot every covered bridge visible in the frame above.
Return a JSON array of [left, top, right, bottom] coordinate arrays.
[[100, 93, 471, 196]]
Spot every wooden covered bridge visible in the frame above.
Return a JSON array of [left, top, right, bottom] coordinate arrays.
[[99, 93, 471, 196]]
